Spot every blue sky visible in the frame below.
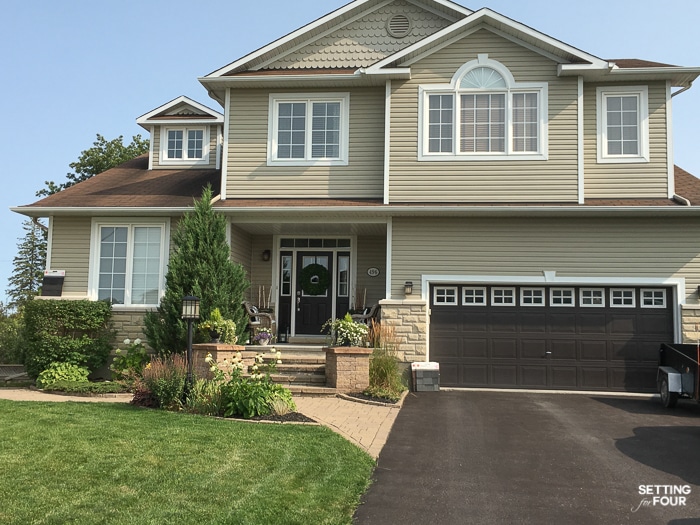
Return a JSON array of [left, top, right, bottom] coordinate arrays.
[[2, 0, 699, 305]]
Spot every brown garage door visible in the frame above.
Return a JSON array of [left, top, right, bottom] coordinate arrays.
[[430, 285, 674, 392]]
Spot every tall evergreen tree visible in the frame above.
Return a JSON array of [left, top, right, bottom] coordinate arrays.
[[6, 220, 47, 311], [144, 186, 250, 355]]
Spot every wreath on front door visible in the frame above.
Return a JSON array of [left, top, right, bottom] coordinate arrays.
[[299, 263, 331, 296]]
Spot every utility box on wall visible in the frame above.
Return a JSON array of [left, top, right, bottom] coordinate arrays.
[[41, 270, 65, 297], [411, 362, 440, 392]]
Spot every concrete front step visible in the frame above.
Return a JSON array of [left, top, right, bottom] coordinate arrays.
[[270, 373, 326, 385], [276, 363, 325, 374], [288, 385, 338, 396]]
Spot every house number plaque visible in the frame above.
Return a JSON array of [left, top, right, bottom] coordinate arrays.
[[367, 267, 380, 277]]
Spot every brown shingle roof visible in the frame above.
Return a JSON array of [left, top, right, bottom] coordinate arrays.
[[609, 58, 678, 68], [674, 165, 700, 205], [22, 155, 220, 209]]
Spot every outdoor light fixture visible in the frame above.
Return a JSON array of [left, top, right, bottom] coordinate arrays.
[[262, 249, 271, 261], [181, 295, 200, 386], [404, 281, 413, 295]]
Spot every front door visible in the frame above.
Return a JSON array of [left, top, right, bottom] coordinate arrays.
[[295, 252, 334, 334]]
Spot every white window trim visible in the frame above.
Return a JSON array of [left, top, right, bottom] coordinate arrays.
[[462, 286, 487, 306], [267, 92, 350, 167], [434, 286, 458, 305], [596, 85, 649, 164], [580, 288, 605, 308], [550, 287, 575, 307], [88, 218, 170, 309], [641, 288, 666, 309], [491, 287, 516, 306], [418, 56, 548, 161], [610, 288, 636, 308], [520, 287, 545, 306], [159, 126, 210, 166]]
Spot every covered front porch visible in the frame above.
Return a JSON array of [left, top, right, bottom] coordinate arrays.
[[228, 217, 388, 343]]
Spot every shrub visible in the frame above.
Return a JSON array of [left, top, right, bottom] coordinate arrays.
[[322, 313, 369, 346], [36, 362, 90, 389], [141, 355, 187, 409], [110, 338, 149, 383], [199, 308, 238, 344], [0, 312, 23, 364], [365, 321, 406, 402], [23, 299, 114, 378]]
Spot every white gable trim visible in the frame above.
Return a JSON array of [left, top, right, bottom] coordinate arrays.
[[136, 96, 223, 127], [366, 8, 608, 75], [204, 0, 472, 78]]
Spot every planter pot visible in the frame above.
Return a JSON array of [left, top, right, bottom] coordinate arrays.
[[209, 331, 221, 343]]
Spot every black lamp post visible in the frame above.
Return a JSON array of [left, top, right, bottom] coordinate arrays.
[[181, 295, 200, 386]]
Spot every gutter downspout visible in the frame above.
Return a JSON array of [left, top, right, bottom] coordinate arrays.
[[671, 84, 692, 98], [32, 217, 48, 232]]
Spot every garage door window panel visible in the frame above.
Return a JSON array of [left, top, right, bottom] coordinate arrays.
[[580, 288, 605, 307], [641, 289, 666, 308], [492, 287, 515, 306], [521, 288, 545, 306], [434, 287, 458, 305], [611, 288, 635, 307], [463, 287, 487, 305], [551, 288, 575, 307]]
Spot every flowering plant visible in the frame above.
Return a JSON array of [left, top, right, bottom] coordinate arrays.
[[252, 327, 274, 344], [111, 338, 149, 382], [322, 313, 369, 347], [199, 308, 237, 344]]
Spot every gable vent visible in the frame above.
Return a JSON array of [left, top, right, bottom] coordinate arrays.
[[387, 14, 411, 38]]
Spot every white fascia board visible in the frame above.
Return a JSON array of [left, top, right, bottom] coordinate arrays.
[[9, 207, 199, 218], [136, 96, 224, 125], [560, 65, 700, 86], [366, 8, 608, 74], [200, 73, 363, 86]]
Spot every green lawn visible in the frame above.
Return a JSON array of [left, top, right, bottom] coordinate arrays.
[[0, 401, 375, 525]]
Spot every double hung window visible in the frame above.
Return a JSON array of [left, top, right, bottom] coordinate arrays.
[[92, 221, 168, 307], [421, 56, 547, 160], [269, 93, 349, 166], [597, 86, 649, 163]]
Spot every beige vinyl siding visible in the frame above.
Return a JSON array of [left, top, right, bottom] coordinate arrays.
[[390, 216, 700, 301], [227, 87, 384, 199], [389, 28, 579, 203], [354, 236, 387, 308], [230, 224, 253, 302], [583, 82, 669, 198], [49, 216, 91, 297], [153, 124, 219, 169], [267, 0, 453, 69], [250, 235, 274, 307]]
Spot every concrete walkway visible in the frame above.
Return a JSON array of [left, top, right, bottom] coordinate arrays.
[[0, 388, 403, 459]]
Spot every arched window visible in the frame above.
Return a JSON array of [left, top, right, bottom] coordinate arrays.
[[420, 55, 548, 160]]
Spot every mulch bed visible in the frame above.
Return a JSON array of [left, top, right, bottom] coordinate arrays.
[[345, 392, 401, 405], [245, 412, 316, 423]]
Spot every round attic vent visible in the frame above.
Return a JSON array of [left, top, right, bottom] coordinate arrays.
[[387, 14, 411, 38]]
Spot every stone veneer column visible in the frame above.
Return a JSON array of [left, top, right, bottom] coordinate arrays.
[[323, 346, 372, 392], [192, 343, 249, 379], [378, 299, 427, 362], [681, 306, 700, 343]]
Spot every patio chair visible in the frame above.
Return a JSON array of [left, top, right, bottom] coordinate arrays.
[[351, 304, 380, 325], [242, 301, 276, 337]]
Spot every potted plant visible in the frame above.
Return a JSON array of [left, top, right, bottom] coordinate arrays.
[[199, 308, 237, 344], [322, 313, 369, 347], [252, 327, 274, 346]]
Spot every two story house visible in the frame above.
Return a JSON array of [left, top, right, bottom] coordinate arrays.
[[13, 0, 700, 392]]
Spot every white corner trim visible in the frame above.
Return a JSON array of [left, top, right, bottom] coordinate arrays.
[[385, 217, 393, 300], [384, 80, 391, 205], [666, 80, 675, 198], [148, 126, 154, 171], [578, 76, 584, 204], [221, 88, 231, 200]]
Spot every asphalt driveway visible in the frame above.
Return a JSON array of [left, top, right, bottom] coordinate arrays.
[[354, 391, 700, 525]]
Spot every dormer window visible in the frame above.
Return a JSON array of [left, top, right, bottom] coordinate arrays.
[[163, 127, 207, 162], [419, 55, 548, 161]]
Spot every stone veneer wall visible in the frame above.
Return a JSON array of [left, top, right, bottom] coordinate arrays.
[[378, 299, 427, 362], [111, 310, 149, 346], [681, 306, 700, 342]]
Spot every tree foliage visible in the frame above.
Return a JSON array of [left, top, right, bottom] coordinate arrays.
[[144, 186, 250, 356], [36, 134, 149, 197], [6, 219, 47, 311]]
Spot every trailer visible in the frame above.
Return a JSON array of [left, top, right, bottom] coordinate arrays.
[[657, 343, 700, 408]]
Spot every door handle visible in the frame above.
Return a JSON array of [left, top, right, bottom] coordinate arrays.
[[296, 296, 301, 312]]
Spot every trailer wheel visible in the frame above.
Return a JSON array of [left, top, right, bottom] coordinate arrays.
[[660, 377, 678, 408]]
